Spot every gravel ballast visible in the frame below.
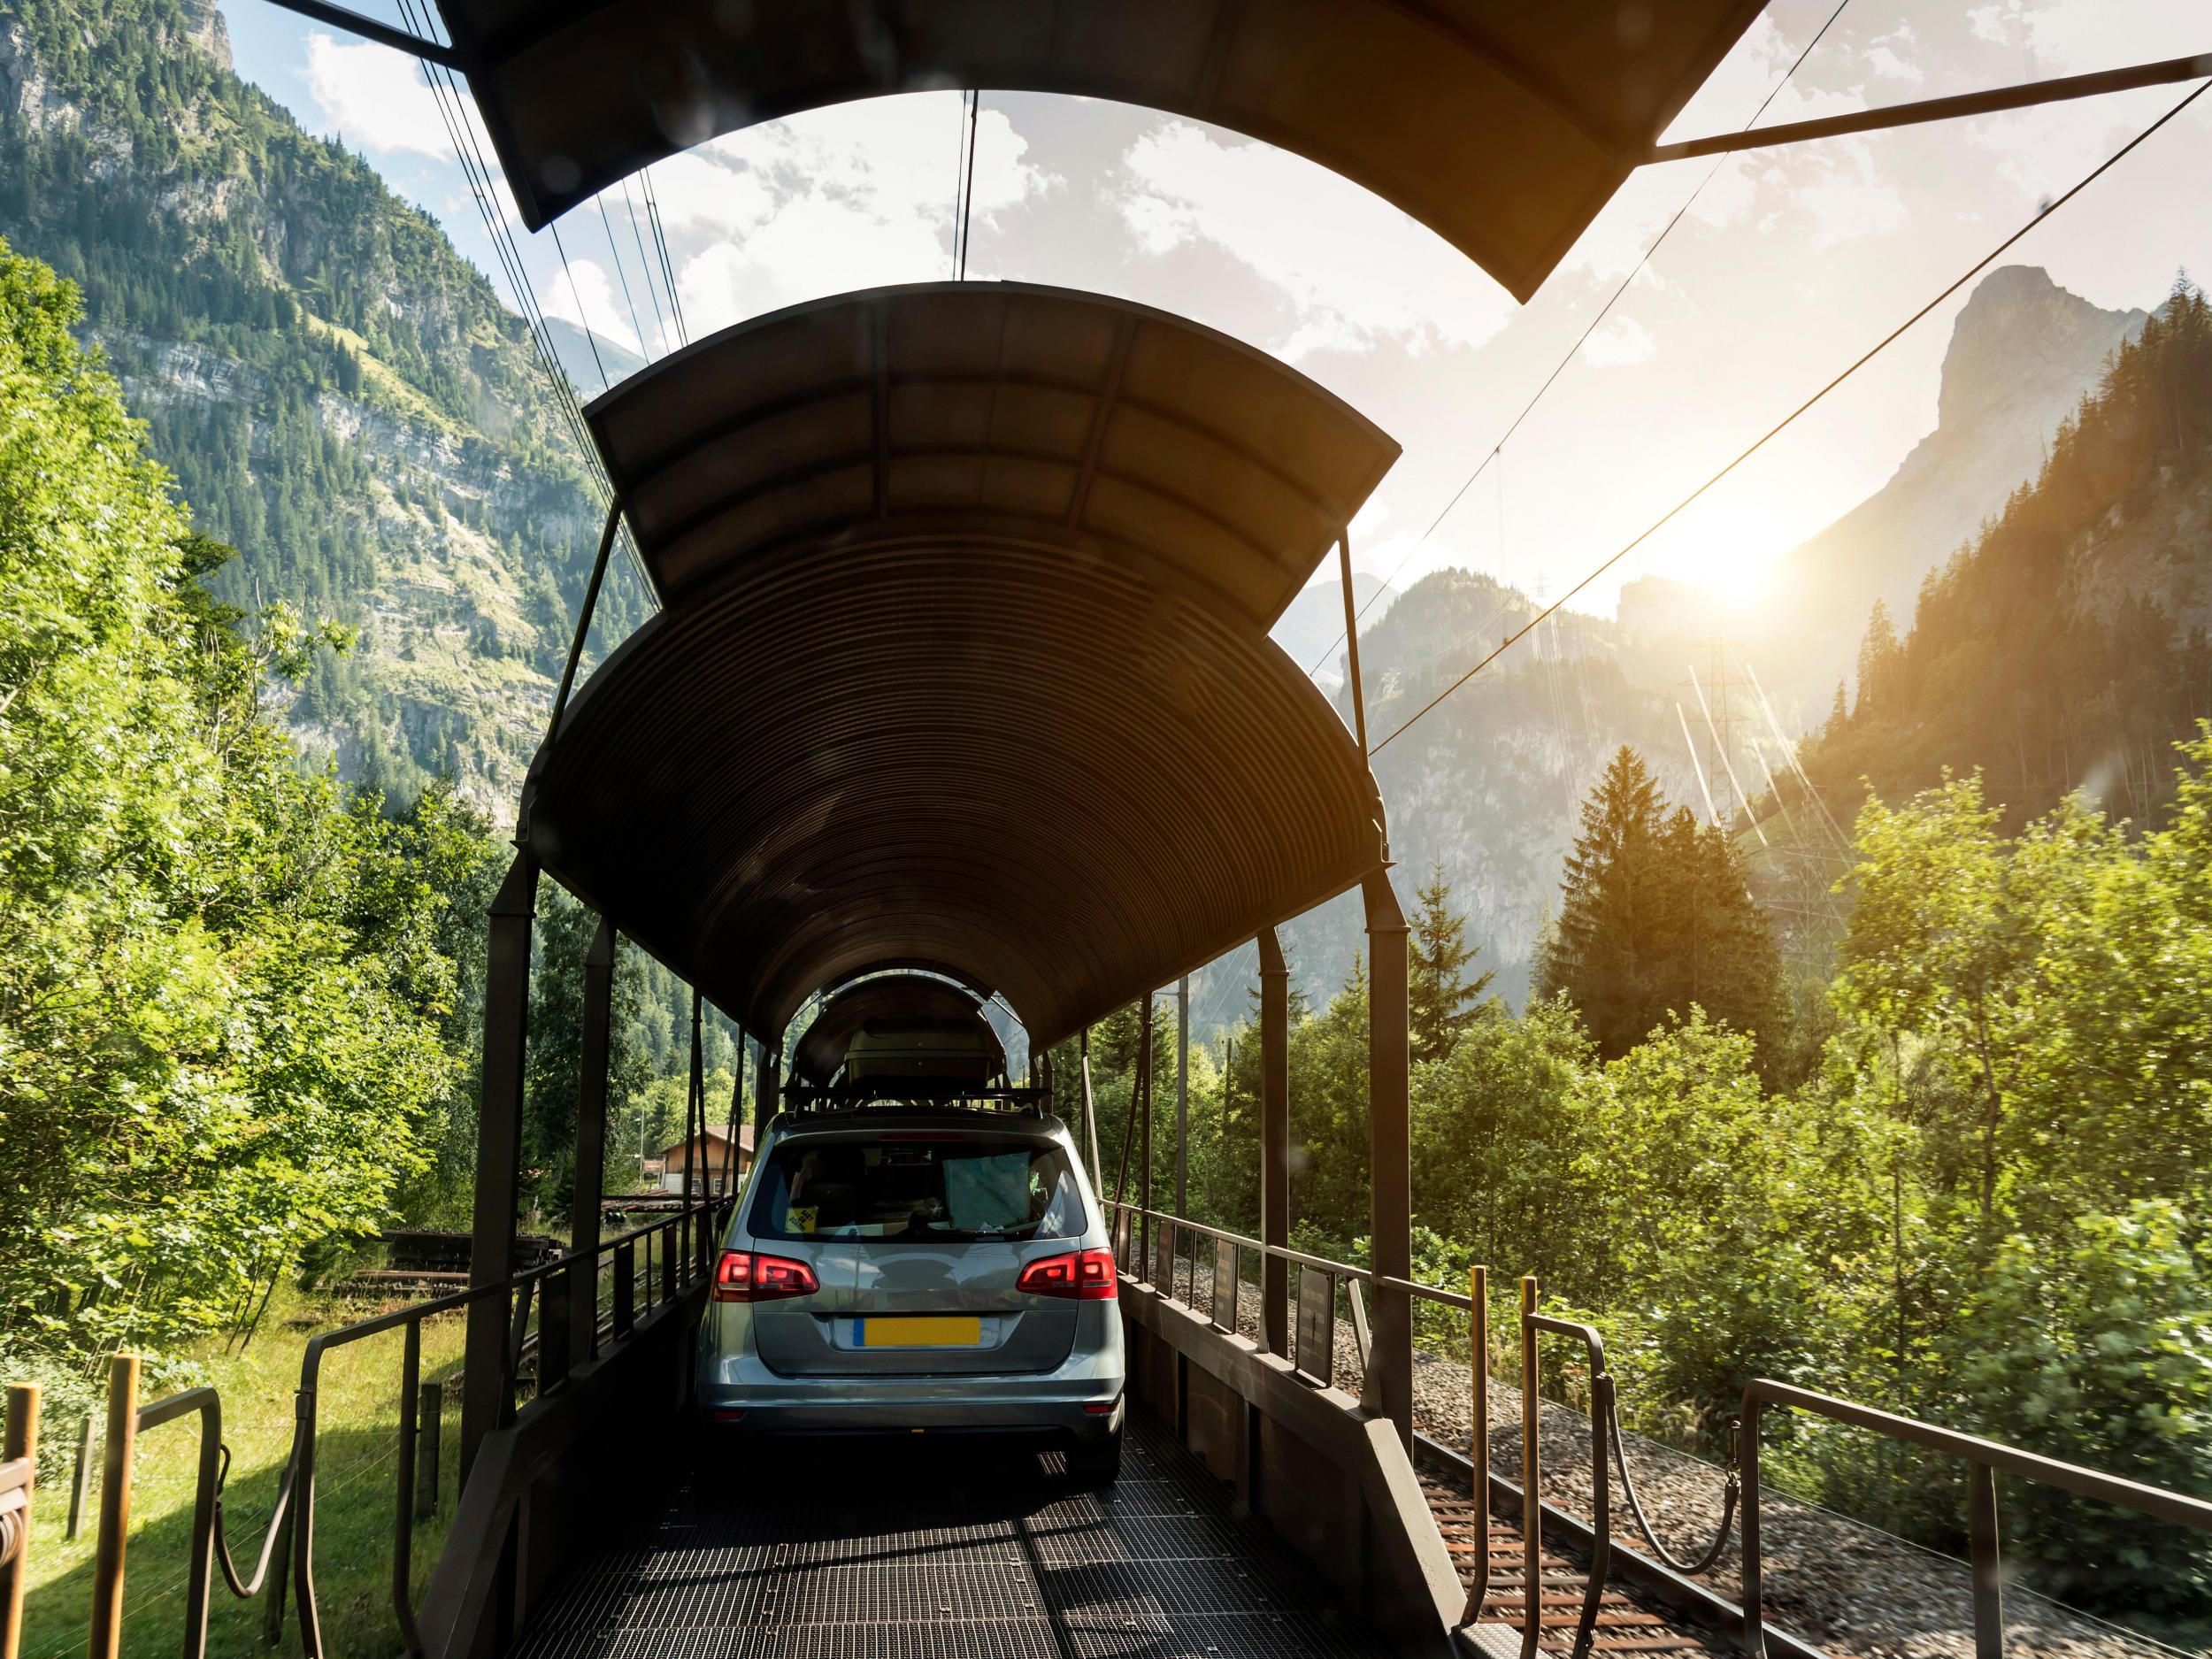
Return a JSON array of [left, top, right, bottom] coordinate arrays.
[[1142, 1251, 2184, 1659]]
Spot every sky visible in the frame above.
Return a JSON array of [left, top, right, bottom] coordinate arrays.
[[218, 0, 2211, 637]]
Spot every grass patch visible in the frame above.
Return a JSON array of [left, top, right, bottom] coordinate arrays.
[[17, 1287, 466, 1659]]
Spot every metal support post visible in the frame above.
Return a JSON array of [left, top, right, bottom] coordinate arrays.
[[1258, 930, 1290, 1359], [1519, 1277, 1541, 1659], [1969, 1462, 2003, 1659], [754, 1032, 782, 1141], [462, 853, 535, 1485], [415, 1384, 442, 1520], [687, 995, 713, 1279], [1137, 994, 1155, 1271], [1339, 533, 1370, 754], [2, 1383, 38, 1659], [88, 1355, 139, 1659], [1079, 1029, 1102, 1187], [571, 919, 616, 1369], [1362, 868, 1413, 1448], [1174, 976, 1189, 1217], [65, 1415, 91, 1542], [1460, 1265, 1490, 1625]]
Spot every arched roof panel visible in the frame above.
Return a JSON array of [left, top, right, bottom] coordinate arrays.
[[526, 534, 1385, 1048], [436, 0, 1767, 302], [789, 976, 1008, 1088], [527, 283, 1391, 1050], [584, 283, 1396, 627]]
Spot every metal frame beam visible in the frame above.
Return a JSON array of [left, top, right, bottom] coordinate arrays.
[[460, 852, 535, 1484], [1257, 929, 1290, 1360], [1650, 51, 2211, 162], [753, 1028, 783, 1140], [257, 0, 461, 68], [1363, 869, 1413, 1449], [566, 919, 615, 1371]]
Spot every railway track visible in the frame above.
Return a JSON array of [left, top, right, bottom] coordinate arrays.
[[1421, 1467, 1719, 1656]]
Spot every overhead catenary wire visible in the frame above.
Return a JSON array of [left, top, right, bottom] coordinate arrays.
[[396, 0, 661, 623], [641, 168, 690, 347], [397, 0, 607, 482], [618, 178, 672, 356], [595, 193, 651, 365], [1305, 0, 1855, 680], [549, 219, 611, 393], [1369, 73, 2211, 757]]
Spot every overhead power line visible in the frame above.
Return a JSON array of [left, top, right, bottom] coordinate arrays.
[[1306, 0, 1853, 680], [1369, 73, 2209, 757]]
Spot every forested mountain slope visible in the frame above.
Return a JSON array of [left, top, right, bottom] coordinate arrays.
[[1798, 278, 2212, 829], [0, 0, 645, 810]]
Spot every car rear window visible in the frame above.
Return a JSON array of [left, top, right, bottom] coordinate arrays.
[[748, 1135, 1087, 1243]]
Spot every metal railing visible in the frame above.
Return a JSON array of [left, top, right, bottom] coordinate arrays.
[[55, 1194, 736, 1659], [1740, 1381, 2212, 1659], [1110, 1200, 2212, 1659]]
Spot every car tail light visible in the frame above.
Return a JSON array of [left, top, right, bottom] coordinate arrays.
[[1017, 1248, 1118, 1301], [712, 1250, 818, 1302]]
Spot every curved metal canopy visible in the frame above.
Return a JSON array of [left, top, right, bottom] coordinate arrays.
[[790, 975, 1008, 1088], [584, 281, 1395, 626], [526, 282, 1392, 1048], [440, 0, 1764, 303]]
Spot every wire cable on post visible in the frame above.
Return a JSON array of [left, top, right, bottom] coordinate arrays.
[[1368, 73, 2209, 757], [1304, 0, 1854, 680], [956, 90, 982, 280]]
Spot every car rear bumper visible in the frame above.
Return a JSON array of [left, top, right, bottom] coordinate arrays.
[[696, 1311, 1125, 1441], [697, 1390, 1125, 1444]]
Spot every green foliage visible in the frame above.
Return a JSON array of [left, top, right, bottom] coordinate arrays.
[[0, 0, 656, 802], [1536, 746, 1786, 1073], [1947, 1202, 2212, 1607], [1409, 858, 1494, 1064], [0, 237, 476, 1354]]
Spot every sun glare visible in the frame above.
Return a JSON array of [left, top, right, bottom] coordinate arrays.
[[1680, 501, 1787, 611]]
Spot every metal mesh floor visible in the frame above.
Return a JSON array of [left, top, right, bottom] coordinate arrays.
[[514, 1412, 1395, 1659]]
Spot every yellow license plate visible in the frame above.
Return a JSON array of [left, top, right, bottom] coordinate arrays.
[[856, 1316, 982, 1348]]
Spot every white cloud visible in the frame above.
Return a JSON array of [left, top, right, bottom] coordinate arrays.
[[303, 33, 450, 159], [1863, 47, 1924, 85], [665, 96, 1056, 334], [539, 257, 641, 357], [1111, 119, 1516, 358], [1786, 138, 1911, 248], [1580, 314, 1657, 367]]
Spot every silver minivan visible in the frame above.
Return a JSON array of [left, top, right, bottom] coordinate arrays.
[[695, 1106, 1127, 1484]]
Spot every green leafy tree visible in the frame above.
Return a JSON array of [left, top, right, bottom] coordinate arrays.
[[0, 238, 461, 1353]]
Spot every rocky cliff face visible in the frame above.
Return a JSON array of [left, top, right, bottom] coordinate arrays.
[[1748, 266, 2145, 719], [1264, 270, 2154, 1010], [0, 0, 638, 814]]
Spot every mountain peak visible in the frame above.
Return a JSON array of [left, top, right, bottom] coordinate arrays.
[[1937, 265, 2146, 433]]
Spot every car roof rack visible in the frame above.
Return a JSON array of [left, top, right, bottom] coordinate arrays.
[[781, 1081, 1053, 1117]]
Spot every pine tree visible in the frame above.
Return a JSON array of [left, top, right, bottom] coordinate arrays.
[[1538, 748, 1783, 1065], [1409, 858, 1493, 1064], [1536, 747, 1665, 1054]]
